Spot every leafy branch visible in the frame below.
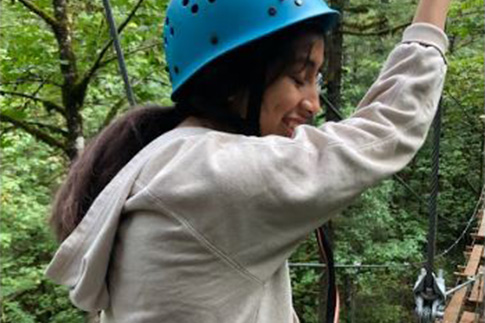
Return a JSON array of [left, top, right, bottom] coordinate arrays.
[[17, 0, 59, 29], [99, 41, 163, 68], [343, 22, 410, 36], [0, 114, 68, 154], [344, 17, 389, 32], [0, 90, 66, 116], [100, 69, 161, 129]]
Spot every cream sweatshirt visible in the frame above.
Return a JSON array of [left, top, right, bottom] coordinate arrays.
[[46, 23, 448, 323]]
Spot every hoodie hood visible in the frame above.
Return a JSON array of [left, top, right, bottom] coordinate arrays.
[[45, 127, 211, 311]]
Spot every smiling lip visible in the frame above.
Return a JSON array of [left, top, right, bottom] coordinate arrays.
[[282, 116, 308, 137]]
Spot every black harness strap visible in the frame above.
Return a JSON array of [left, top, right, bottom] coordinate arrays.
[[316, 226, 337, 323]]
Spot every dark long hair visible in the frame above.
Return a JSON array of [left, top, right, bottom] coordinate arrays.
[[50, 21, 325, 242]]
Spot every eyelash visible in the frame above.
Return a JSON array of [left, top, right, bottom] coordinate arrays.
[[291, 75, 305, 86], [291, 73, 323, 88]]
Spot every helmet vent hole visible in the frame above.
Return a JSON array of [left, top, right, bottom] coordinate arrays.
[[174, 66, 180, 74], [166, 17, 170, 25], [208, 0, 216, 3], [210, 35, 219, 45], [170, 27, 175, 36], [268, 7, 277, 16], [294, 0, 303, 6], [191, 4, 199, 14], [182, 0, 189, 6]]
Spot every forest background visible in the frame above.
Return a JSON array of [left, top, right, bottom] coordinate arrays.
[[1, 0, 484, 322]]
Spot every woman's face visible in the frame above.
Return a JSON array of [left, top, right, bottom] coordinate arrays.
[[259, 35, 324, 137]]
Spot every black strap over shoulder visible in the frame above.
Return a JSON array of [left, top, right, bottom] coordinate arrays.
[[316, 226, 337, 323]]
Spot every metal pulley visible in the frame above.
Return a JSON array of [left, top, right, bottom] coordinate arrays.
[[413, 268, 446, 322]]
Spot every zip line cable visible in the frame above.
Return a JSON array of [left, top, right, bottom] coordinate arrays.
[[102, 0, 136, 107], [320, 94, 449, 224], [321, 92, 480, 227], [322, 92, 485, 258], [425, 103, 441, 285]]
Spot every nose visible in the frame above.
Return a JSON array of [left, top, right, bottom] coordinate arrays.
[[300, 88, 321, 118]]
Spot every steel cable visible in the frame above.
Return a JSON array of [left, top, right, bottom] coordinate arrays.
[[321, 93, 485, 259], [102, 0, 137, 107], [425, 103, 441, 285]]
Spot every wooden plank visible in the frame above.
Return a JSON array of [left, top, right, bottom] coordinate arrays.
[[463, 245, 484, 277], [477, 214, 485, 240], [443, 287, 468, 323], [468, 266, 484, 304], [459, 311, 477, 323]]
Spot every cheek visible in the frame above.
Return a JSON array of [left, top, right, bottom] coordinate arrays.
[[260, 81, 299, 135], [259, 103, 277, 136]]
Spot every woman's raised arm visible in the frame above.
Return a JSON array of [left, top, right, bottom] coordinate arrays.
[[413, 0, 452, 30]]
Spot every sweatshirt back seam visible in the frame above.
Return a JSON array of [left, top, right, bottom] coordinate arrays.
[[143, 188, 264, 285]]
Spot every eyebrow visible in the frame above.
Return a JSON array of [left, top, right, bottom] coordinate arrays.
[[293, 58, 322, 72]]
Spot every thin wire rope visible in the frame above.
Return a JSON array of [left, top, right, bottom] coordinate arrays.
[[425, 103, 441, 285], [444, 270, 484, 297], [435, 184, 485, 259], [102, 0, 136, 107], [320, 94, 451, 224], [290, 264, 485, 298], [289, 186, 484, 271], [289, 262, 416, 269], [321, 93, 485, 259]]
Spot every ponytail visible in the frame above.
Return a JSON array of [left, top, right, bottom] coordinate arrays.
[[50, 105, 185, 242], [50, 21, 325, 242]]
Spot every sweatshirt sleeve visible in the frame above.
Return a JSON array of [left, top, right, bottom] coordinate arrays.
[[140, 23, 448, 282]]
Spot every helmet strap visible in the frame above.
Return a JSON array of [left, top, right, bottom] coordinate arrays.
[[245, 64, 266, 136]]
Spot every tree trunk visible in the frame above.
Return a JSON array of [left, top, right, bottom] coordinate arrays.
[[52, 0, 84, 160], [323, 0, 346, 121]]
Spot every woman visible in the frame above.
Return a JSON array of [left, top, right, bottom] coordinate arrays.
[[46, 0, 451, 322]]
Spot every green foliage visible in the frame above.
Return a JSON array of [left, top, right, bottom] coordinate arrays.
[[1, 0, 483, 322], [290, 1, 483, 322], [1, 131, 83, 322]]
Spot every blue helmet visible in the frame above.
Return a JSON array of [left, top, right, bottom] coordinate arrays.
[[163, 0, 339, 99]]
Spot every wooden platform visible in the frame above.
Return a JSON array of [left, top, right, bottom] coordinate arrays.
[[443, 287, 469, 323], [468, 267, 484, 304], [459, 311, 482, 323], [477, 210, 485, 241], [440, 208, 485, 323], [463, 245, 484, 277]]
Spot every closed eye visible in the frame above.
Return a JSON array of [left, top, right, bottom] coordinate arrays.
[[290, 75, 305, 87]]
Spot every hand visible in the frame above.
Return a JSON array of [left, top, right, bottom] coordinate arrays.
[[413, 0, 452, 30]]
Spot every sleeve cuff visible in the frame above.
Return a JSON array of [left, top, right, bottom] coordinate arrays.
[[402, 23, 449, 58]]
